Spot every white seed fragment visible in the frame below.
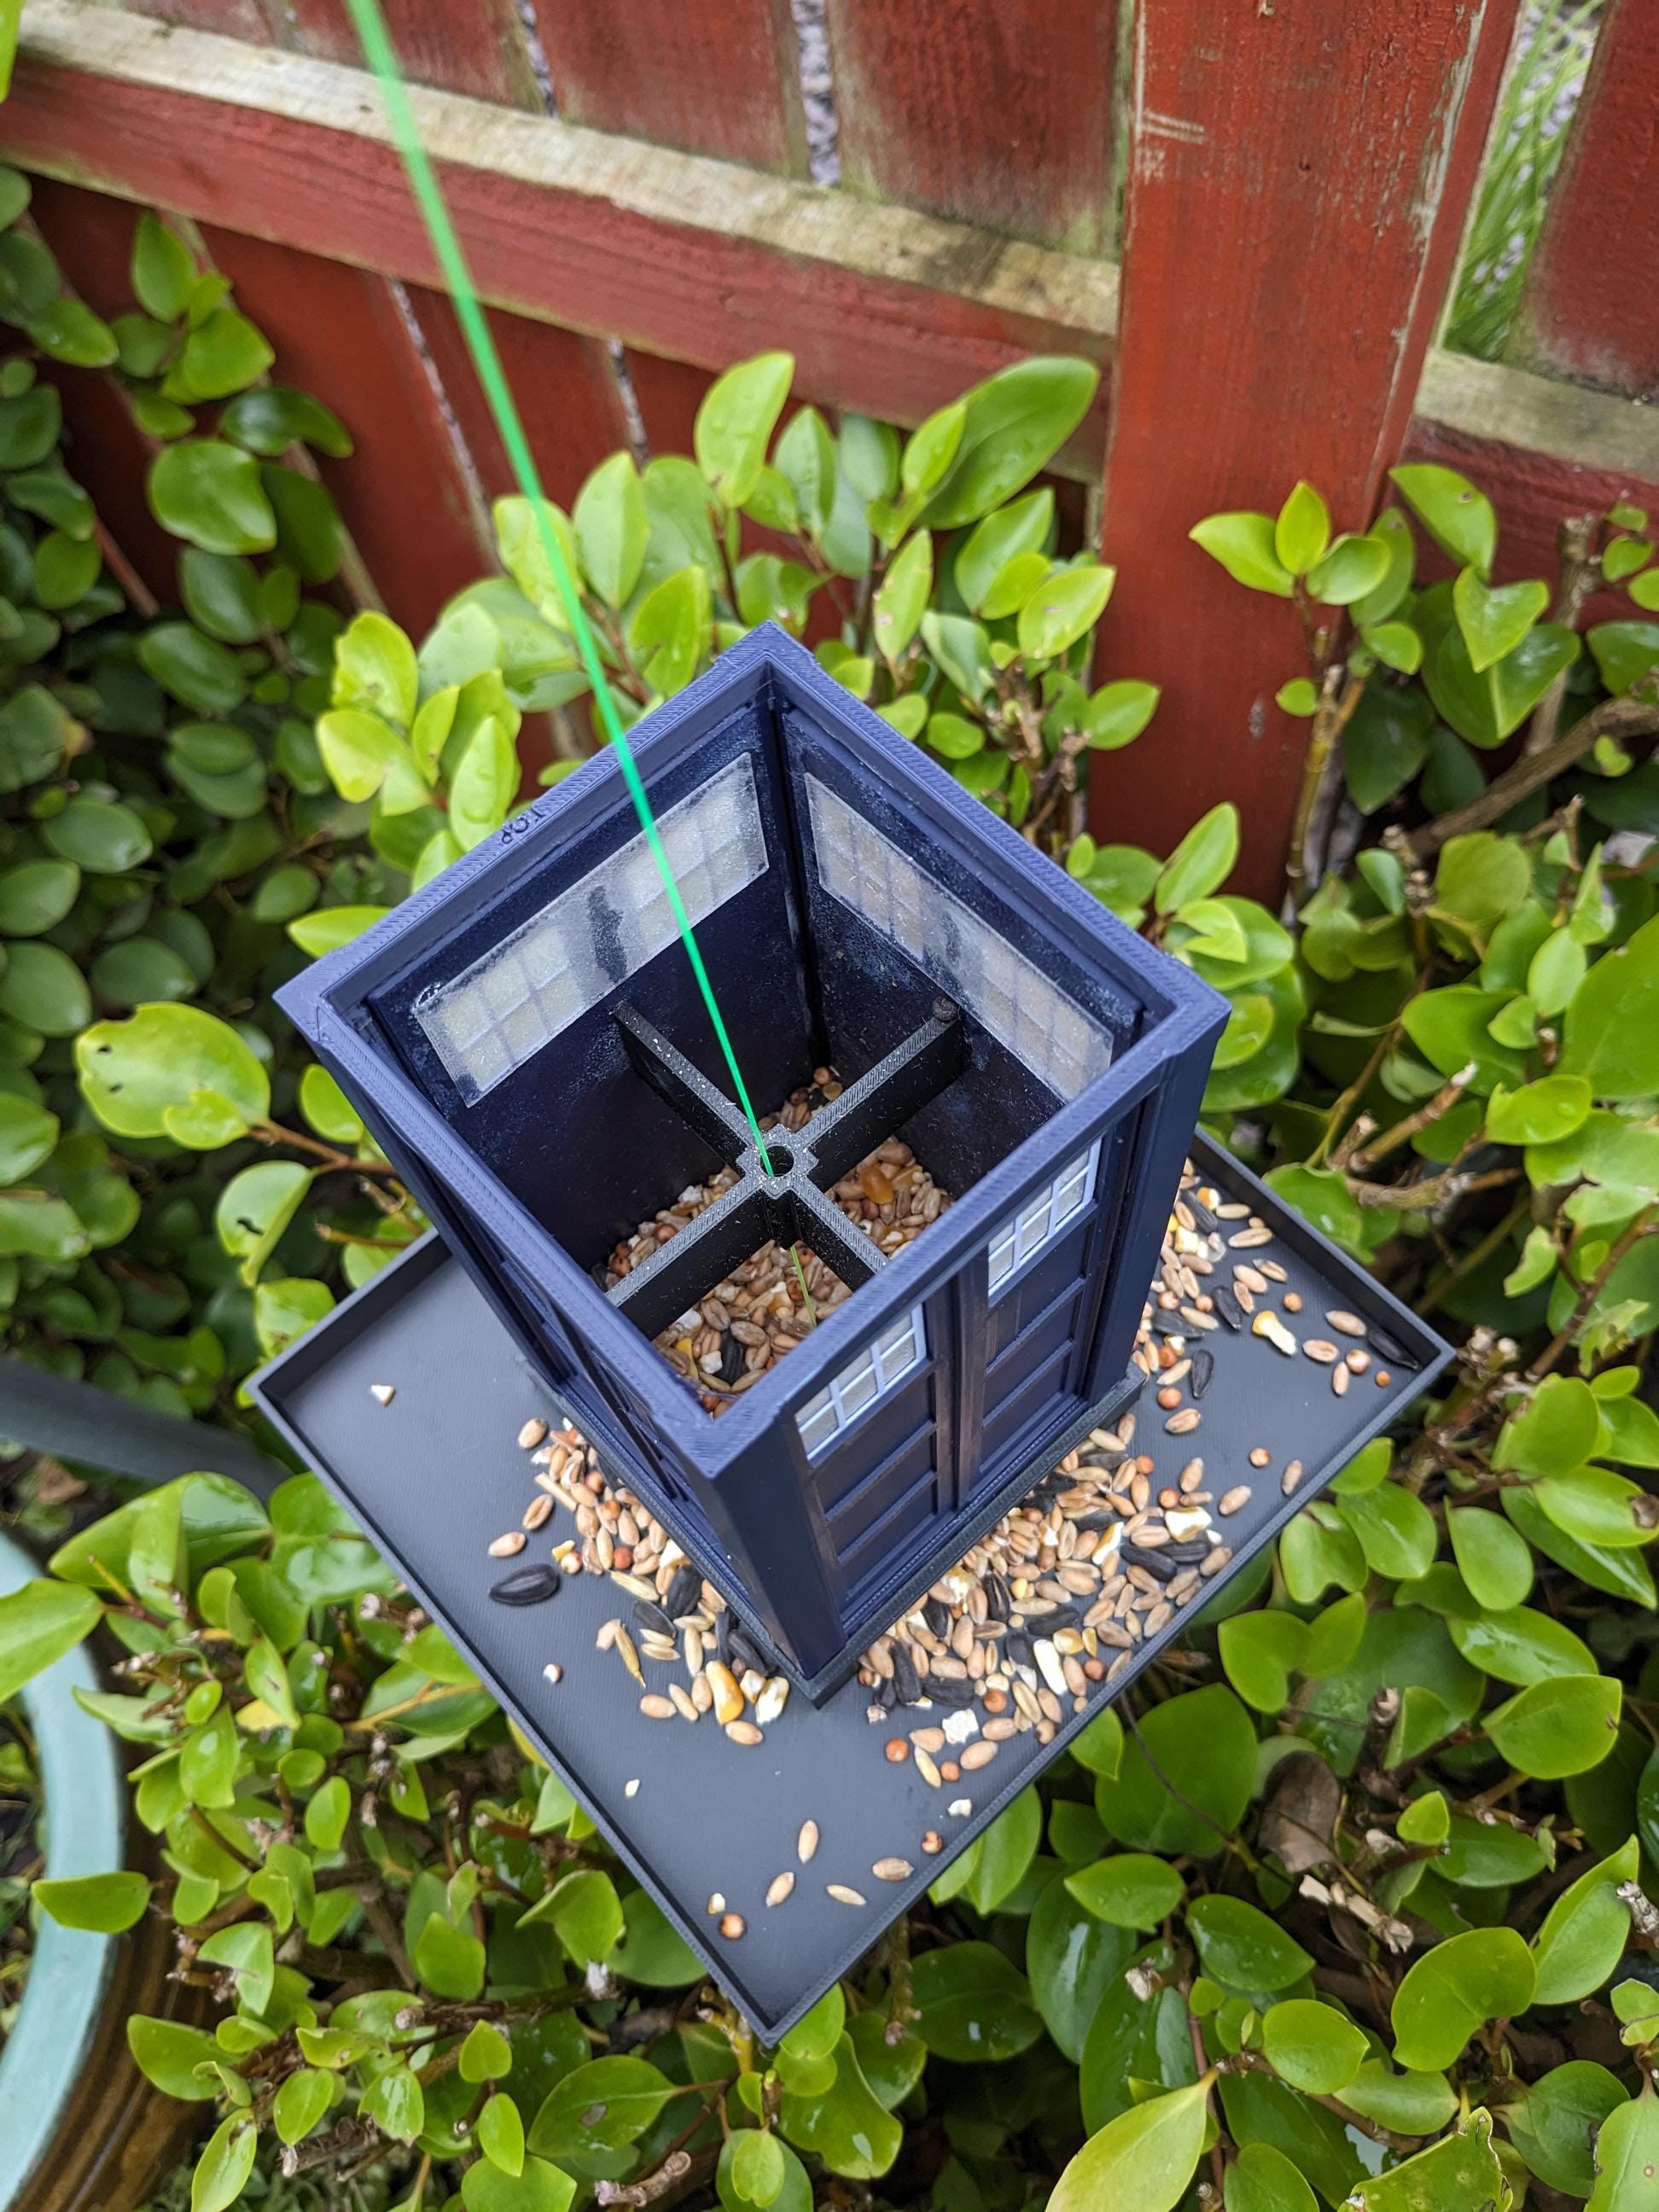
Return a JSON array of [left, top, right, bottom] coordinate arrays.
[[488, 1531, 526, 1557], [625, 1778, 640, 1798], [947, 1797, 973, 1818], [1252, 1310, 1298, 1357], [826, 1883, 867, 1906], [873, 1858, 913, 1882], [797, 1820, 820, 1864], [707, 1891, 725, 1915], [754, 1675, 790, 1726], [1033, 1639, 1068, 1696], [370, 1383, 394, 1406], [542, 1662, 563, 1686]]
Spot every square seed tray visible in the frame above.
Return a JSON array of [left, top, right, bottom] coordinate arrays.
[[251, 1133, 1448, 2040]]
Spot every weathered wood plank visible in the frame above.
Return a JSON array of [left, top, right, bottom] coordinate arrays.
[[287, 0, 544, 108], [406, 290, 632, 506], [0, 2, 1115, 477], [1094, 0, 1522, 901], [824, 0, 1117, 253], [120, 0, 280, 41], [529, 0, 806, 173], [1508, 0, 1659, 401], [201, 225, 492, 634]]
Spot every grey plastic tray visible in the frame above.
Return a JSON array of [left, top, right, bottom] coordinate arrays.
[[252, 1133, 1448, 2039]]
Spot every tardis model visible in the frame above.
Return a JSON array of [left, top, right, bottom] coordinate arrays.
[[277, 626, 1228, 1700]]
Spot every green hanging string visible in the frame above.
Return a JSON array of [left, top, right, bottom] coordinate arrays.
[[340, 0, 779, 1173], [341, 0, 819, 1330]]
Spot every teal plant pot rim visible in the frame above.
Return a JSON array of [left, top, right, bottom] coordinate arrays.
[[0, 1528, 125, 2210]]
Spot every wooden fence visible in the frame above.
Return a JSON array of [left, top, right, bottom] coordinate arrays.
[[3, 0, 1657, 899]]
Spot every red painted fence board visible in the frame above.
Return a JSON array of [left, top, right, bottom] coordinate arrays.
[[286, 0, 544, 107], [529, 0, 806, 174], [1095, 0, 1521, 901], [406, 288, 632, 506], [825, 0, 1117, 253], [1509, 0, 1659, 401], [0, 51, 1110, 467], [201, 226, 492, 635]]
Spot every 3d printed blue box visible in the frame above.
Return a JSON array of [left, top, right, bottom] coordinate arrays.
[[276, 625, 1229, 1700]]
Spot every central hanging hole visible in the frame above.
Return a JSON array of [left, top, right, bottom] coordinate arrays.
[[759, 1141, 795, 1178]]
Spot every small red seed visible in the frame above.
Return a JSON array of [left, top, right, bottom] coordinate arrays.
[[885, 1738, 910, 1764]]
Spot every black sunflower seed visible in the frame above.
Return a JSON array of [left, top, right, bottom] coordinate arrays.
[[1007, 1633, 1033, 1668], [1190, 1348, 1215, 1400], [719, 1334, 747, 1384], [1212, 1285, 1244, 1332], [927, 1674, 976, 1707], [489, 1564, 561, 1607], [1368, 1324, 1417, 1369], [892, 1646, 923, 1704], [633, 1598, 674, 1638], [984, 1572, 1012, 1621], [663, 1565, 701, 1619], [923, 1598, 951, 1639], [1187, 1197, 1218, 1237], [728, 1625, 766, 1676]]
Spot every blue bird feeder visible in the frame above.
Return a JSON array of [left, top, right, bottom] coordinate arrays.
[[276, 626, 1228, 1700]]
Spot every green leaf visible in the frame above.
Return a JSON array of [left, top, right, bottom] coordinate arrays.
[[1095, 1685, 1255, 1856], [1049, 2080, 1210, 2212], [1389, 463, 1497, 576], [1529, 925, 1587, 1016], [1305, 532, 1392, 606], [218, 385, 352, 459], [1497, 1374, 1603, 1476], [1508, 2062, 1627, 2196], [1344, 2110, 1506, 2211], [1190, 510, 1293, 597], [573, 451, 649, 608], [32, 1868, 152, 1933], [0, 857, 79, 936], [461, 2157, 574, 2212], [1016, 562, 1115, 659], [288, 905, 388, 958], [450, 717, 517, 851], [1587, 2084, 1659, 2212], [0, 1577, 101, 1702], [1026, 1877, 1133, 2063], [629, 563, 710, 696], [333, 610, 417, 726], [216, 1161, 312, 1288], [1426, 618, 1580, 748], [459, 2021, 515, 2083], [0, 1092, 58, 1185], [1535, 1464, 1655, 1550], [1260, 2000, 1367, 2095], [1155, 803, 1239, 914], [1187, 1895, 1313, 1995], [966, 1784, 1041, 1913], [695, 352, 794, 508], [899, 400, 965, 498], [1587, 620, 1659, 696], [1533, 1837, 1640, 2004], [1065, 1852, 1184, 1930], [954, 489, 1054, 612], [132, 212, 195, 321], [1389, 1926, 1535, 2070], [477, 2091, 525, 2177], [148, 440, 276, 556], [1274, 480, 1330, 574], [1218, 1610, 1307, 1713], [1486, 1074, 1592, 1144], [778, 2033, 900, 2179], [361, 2062, 424, 2144], [922, 358, 1097, 528], [127, 2017, 223, 2102], [528, 2057, 672, 2156], [1435, 830, 1533, 934], [872, 530, 932, 663], [1447, 1604, 1592, 1687], [1337, 1480, 1438, 1581], [1486, 1673, 1622, 1778], [1275, 678, 1318, 715], [1559, 911, 1659, 1101], [167, 308, 274, 403], [910, 1941, 1042, 2062], [273, 2068, 334, 2147], [1224, 2142, 1316, 2212], [1453, 567, 1550, 672], [192, 2116, 258, 2212], [317, 708, 410, 803]]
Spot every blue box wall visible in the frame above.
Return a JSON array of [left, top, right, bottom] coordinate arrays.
[[277, 626, 1228, 1697]]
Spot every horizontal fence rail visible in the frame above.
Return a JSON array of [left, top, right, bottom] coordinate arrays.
[[3, 0, 1659, 892]]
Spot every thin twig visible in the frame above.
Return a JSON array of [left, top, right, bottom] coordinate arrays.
[[1404, 689, 1659, 859]]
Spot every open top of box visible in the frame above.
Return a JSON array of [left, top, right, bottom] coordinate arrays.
[[279, 625, 1224, 1483]]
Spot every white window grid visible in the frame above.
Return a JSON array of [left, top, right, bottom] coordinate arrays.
[[804, 775, 1112, 1102], [795, 1304, 928, 1458], [986, 1138, 1102, 1300], [415, 754, 766, 1103]]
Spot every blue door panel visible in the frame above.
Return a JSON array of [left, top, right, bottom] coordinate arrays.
[[828, 1426, 935, 1556]]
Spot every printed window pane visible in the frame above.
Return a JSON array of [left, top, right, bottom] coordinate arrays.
[[836, 1362, 879, 1417], [986, 1139, 1103, 1302], [794, 1303, 928, 1458]]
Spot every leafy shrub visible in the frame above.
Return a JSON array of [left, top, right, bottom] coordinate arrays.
[[3, 179, 1659, 2212]]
